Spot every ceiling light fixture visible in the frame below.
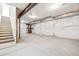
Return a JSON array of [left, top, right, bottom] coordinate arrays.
[[21, 20, 26, 23], [28, 13, 37, 18], [50, 3, 64, 10]]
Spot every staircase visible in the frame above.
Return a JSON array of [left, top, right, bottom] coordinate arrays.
[[0, 16, 15, 49]]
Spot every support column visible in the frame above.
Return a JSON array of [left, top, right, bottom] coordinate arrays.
[[27, 24, 32, 33]]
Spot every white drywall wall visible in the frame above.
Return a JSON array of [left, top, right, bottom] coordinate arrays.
[[55, 15, 79, 39], [32, 23, 41, 34], [32, 15, 79, 40], [0, 4, 2, 23], [0, 4, 2, 15], [20, 22, 27, 34], [40, 21, 54, 36], [9, 6, 16, 42], [0, 14, 1, 24], [32, 20, 57, 36]]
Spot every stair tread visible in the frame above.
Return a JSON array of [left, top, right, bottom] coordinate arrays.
[[0, 26, 11, 27], [0, 25, 10, 27], [0, 29, 11, 30], [0, 30, 11, 32], [0, 32, 12, 33], [0, 36, 13, 40], [0, 31, 12, 32], [0, 39, 14, 41], [0, 27, 11, 28], [0, 35, 13, 37], [0, 29, 11, 31], [0, 28, 11, 29], [0, 39, 14, 44], [0, 33, 12, 34], [0, 34, 13, 37], [0, 26, 9, 28]]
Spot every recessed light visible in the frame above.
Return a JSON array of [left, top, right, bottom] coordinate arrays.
[[21, 20, 26, 23], [28, 13, 37, 18], [50, 3, 64, 10]]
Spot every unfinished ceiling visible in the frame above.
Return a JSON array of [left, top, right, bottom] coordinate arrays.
[[20, 3, 79, 23], [7, 3, 29, 13]]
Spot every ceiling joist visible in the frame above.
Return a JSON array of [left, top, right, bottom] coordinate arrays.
[[18, 3, 38, 18], [29, 10, 79, 25]]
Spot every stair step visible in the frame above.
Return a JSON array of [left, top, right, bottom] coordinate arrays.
[[0, 26, 10, 27], [0, 24, 10, 25], [0, 27, 10, 29], [0, 30, 12, 32], [0, 32, 12, 34], [0, 28, 11, 31], [0, 36, 13, 40], [0, 30, 11, 32], [0, 34, 13, 37], [0, 33, 12, 35], [0, 25, 10, 26], [0, 39, 14, 44], [0, 28, 12, 31], [0, 29, 11, 31], [0, 26, 9, 28], [0, 26, 11, 27], [0, 27, 10, 28]]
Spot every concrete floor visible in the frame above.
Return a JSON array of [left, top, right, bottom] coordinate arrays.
[[0, 33, 79, 56]]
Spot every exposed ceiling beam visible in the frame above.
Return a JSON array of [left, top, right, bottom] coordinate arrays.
[[18, 3, 38, 18], [29, 10, 79, 25], [28, 16, 53, 24]]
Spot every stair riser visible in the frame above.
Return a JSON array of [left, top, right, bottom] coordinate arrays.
[[0, 28, 11, 29], [0, 25, 11, 27], [0, 27, 10, 29], [0, 40, 14, 44], [0, 35, 13, 37], [0, 34, 12, 36], [0, 31, 12, 32], [0, 29, 12, 31], [0, 32, 12, 34], [0, 26, 11, 27], [0, 37, 13, 40], [0, 29, 11, 31], [0, 33, 12, 34]]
